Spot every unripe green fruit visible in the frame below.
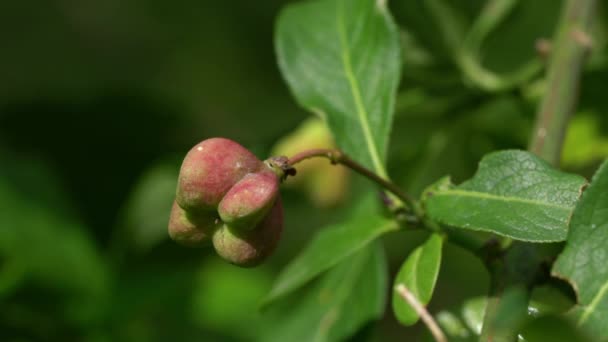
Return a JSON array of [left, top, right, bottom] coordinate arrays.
[[176, 138, 262, 212], [213, 198, 283, 267], [168, 201, 217, 247], [218, 168, 279, 230]]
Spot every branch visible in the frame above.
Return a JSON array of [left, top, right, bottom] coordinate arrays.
[[480, 1, 598, 339], [278, 149, 487, 254], [395, 284, 447, 342], [529, 0, 597, 166], [287, 148, 417, 211]]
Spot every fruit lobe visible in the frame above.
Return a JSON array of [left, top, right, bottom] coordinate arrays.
[[168, 201, 217, 247], [176, 138, 262, 212], [218, 168, 279, 230], [212, 198, 283, 267], [170, 137, 285, 267]]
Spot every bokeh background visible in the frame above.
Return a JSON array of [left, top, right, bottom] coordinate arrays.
[[1, 1, 607, 341]]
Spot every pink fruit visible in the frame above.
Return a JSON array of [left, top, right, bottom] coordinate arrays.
[[171, 137, 285, 267], [168, 201, 217, 247], [176, 138, 262, 211], [212, 198, 283, 267], [218, 168, 280, 230]]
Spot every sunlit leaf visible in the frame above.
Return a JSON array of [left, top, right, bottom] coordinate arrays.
[[261, 242, 387, 342], [392, 233, 444, 325], [263, 212, 397, 306], [276, 0, 401, 175], [462, 297, 486, 335], [425, 150, 586, 242], [553, 160, 608, 340], [436, 311, 472, 341], [561, 113, 608, 168]]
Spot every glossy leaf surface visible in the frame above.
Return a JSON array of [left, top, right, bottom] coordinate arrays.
[[392, 233, 444, 325], [553, 160, 608, 340], [426, 150, 586, 242], [276, 0, 400, 175]]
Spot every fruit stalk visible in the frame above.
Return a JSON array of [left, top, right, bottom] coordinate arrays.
[[287, 148, 416, 209]]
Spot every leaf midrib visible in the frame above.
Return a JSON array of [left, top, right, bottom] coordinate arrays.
[[315, 246, 371, 342], [408, 248, 422, 297], [336, 1, 387, 178], [264, 219, 397, 305], [433, 189, 572, 210], [579, 280, 608, 325]]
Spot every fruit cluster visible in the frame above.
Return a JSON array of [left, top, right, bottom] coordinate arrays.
[[168, 138, 283, 267]]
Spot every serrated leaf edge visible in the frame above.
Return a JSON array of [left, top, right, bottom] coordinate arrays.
[[552, 160, 608, 327]]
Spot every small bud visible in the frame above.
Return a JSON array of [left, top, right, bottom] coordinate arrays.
[[212, 198, 283, 267], [218, 168, 279, 230], [176, 138, 262, 212], [168, 201, 217, 247]]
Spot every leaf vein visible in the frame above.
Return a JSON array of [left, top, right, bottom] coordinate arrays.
[[579, 280, 608, 325], [336, 1, 386, 177], [434, 189, 572, 210]]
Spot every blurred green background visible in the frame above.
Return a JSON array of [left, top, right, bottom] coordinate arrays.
[[1, 0, 607, 341]]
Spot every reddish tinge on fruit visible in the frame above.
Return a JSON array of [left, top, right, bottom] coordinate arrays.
[[168, 201, 216, 247], [169, 137, 284, 267], [176, 138, 262, 212], [218, 168, 279, 230], [213, 198, 283, 267]]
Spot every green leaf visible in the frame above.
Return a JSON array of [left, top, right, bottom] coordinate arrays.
[[191, 259, 272, 340], [528, 285, 575, 317], [275, 0, 401, 175], [123, 161, 179, 252], [0, 153, 108, 323], [392, 233, 444, 325], [428, 296, 486, 341], [435, 311, 473, 341], [561, 113, 608, 168], [425, 150, 587, 242], [487, 286, 529, 337], [520, 315, 592, 342], [456, 0, 544, 91], [263, 213, 397, 306], [553, 160, 608, 340], [261, 242, 387, 342], [461, 297, 487, 335]]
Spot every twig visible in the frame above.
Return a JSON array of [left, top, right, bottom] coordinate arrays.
[[287, 148, 417, 210], [529, 0, 597, 165], [395, 284, 447, 342], [480, 0, 598, 340], [280, 149, 487, 254]]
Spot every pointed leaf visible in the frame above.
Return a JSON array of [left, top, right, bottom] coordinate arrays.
[[276, 0, 401, 175], [123, 162, 179, 252], [263, 213, 397, 306], [553, 160, 608, 340], [392, 233, 444, 325], [425, 150, 586, 242], [262, 242, 387, 342], [462, 297, 487, 336], [435, 311, 472, 341]]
